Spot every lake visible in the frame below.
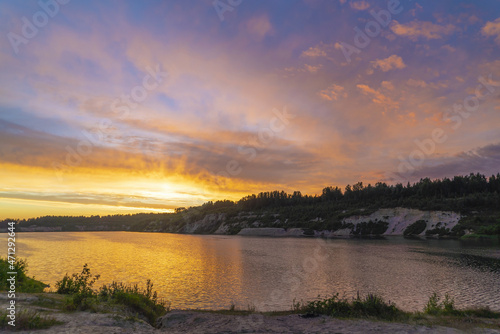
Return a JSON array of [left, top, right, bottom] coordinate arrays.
[[4, 232, 500, 312]]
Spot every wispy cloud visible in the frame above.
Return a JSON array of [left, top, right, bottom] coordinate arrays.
[[391, 20, 456, 40], [389, 143, 500, 182], [482, 18, 500, 45], [318, 84, 347, 101], [350, 1, 370, 11], [356, 84, 399, 111], [301, 44, 328, 57], [371, 55, 406, 72]]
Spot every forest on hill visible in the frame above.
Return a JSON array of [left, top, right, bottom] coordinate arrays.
[[2, 173, 500, 237]]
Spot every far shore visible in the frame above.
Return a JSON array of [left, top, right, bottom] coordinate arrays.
[[3, 227, 498, 242]]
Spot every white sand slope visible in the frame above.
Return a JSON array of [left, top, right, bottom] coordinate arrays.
[[341, 207, 461, 236]]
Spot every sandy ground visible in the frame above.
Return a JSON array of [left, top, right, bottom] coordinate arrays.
[[2, 294, 500, 333], [156, 310, 500, 334]]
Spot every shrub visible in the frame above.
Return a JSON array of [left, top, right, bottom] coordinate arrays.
[[352, 221, 389, 236], [424, 293, 456, 315], [424, 292, 441, 315], [304, 292, 406, 321], [403, 220, 427, 236], [0, 258, 47, 293], [55, 264, 100, 310], [442, 293, 455, 313], [99, 280, 169, 325], [56, 265, 169, 326], [55, 264, 100, 296]]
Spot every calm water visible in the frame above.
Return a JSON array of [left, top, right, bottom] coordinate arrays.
[[3, 232, 500, 312]]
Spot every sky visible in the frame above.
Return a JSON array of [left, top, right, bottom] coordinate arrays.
[[1, 0, 500, 219]]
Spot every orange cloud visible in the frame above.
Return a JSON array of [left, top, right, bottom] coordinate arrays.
[[244, 14, 273, 40], [301, 44, 328, 57], [391, 20, 456, 40], [350, 1, 370, 11], [482, 18, 500, 44], [356, 84, 399, 111], [371, 55, 406, 72], [381, 81, 394, 90], [318, 84, 347, 101], [305, 64, 323, 73], [407, 78, 428, 88]]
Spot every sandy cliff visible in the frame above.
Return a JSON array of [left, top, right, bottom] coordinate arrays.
[[341, 207, 461, 236]]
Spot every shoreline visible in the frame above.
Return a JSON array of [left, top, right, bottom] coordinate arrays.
[[2, 293, 500, 333], [4, 228, 498, 242]]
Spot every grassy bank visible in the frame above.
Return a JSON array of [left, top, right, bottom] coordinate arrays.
[[54, 264, 170, 326], [0, 258, 60, 330], [1, 263, 499, 331], [461, 233, 500, 241], [213, 292, 500, 331], [1, 261, 170, 330], [0, 257, 47, 293], [296, 291, 499, 320]]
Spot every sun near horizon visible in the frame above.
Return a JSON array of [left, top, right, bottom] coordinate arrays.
[[1, 0, 500, 220]]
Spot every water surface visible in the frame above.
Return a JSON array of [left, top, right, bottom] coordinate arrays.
[[4, 232, 500, 312]]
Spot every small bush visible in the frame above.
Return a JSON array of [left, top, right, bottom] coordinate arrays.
[[56, 265, 169, 326], [56, 264, 100, 296], [424, 292, 442, 315], [423, 293, 500, 318], [304, 292, 407, 321], [404, 220, 427, 236], [442, 293, 455, 313], [291, 298, 305, 312], [99, 280, 169, 325], [55, 264, 100, 310], [0, 258, 47, 293], [424, 293, 456, 315], [352, 221, 389, 236]]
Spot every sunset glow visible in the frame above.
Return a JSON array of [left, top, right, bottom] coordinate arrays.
[[1, 0, 499, 219]]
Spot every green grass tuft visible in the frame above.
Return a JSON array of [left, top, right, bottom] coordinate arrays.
[[303, 292, 408, 321], [0, 257, 48, 293], [0, 310, 62, 331], [424, 292, 500, 318], [55, 265, 170, 326]]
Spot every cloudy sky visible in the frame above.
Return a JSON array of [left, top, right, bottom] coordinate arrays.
[[1, 0, 499, 218]]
